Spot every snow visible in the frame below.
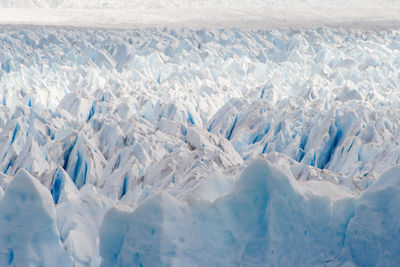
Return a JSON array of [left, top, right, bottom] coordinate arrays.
[[0, 6, 400, 30], [0, 2, 400, 265], [1, 0, 399, 8]]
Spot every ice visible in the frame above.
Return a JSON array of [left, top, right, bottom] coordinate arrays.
[[0, 169, 72, 266], [339, 166, 400, 266], [0, 13, 399, 266], [56, 184, 113, 266], [99, 160, 400, 266], [99, 159, 354, 266], [49, 167, 78, 204], [99, 206, 133, 267]]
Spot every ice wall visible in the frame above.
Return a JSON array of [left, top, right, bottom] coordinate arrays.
[[0, 169, 72, 266], [100, 159, 400, 266]]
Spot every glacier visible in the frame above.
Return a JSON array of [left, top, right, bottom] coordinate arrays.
[[0, 3, 400, 265], [0, 169, 72, 266], [100, 160, 400, 266]]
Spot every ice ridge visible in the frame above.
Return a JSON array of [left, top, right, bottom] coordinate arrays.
[[0, 26, 399, 265]]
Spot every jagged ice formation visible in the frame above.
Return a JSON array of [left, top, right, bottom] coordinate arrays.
[[0, 25, 400, 266]]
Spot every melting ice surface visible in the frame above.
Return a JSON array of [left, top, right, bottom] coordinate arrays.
[[0, 9, 400, 266]]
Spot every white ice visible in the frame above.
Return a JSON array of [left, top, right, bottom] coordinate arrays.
[[0, 2, 399, 266]]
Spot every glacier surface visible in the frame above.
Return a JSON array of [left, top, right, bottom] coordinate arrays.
[[100, 160, 400, 266], [1, 0, 397, 8], [0, 16, 400, 266]]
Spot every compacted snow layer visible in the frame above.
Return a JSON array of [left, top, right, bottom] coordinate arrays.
[[0, 26, 399, 265], [1, 0, 398, 8], [0, 7, 400, 30]]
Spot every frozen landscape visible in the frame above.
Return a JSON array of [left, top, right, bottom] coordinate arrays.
[[0, 0, 400, 266]]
